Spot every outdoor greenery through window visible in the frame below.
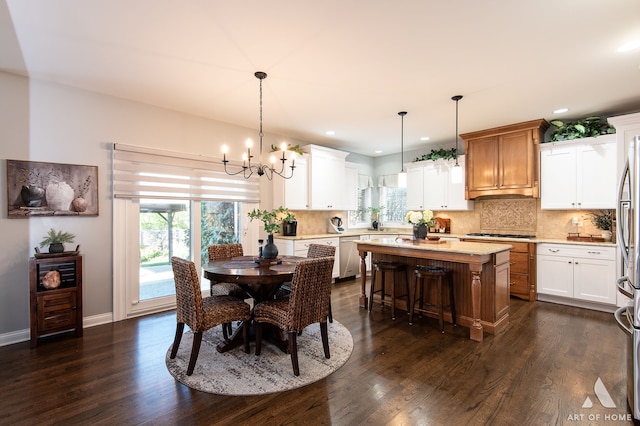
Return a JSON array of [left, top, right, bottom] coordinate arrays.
[[138, 199, 241, 301], [378, 174, 407, 225]]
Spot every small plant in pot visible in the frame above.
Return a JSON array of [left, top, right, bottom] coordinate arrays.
[[40, 228, 76, 253], [367, 206, 385, 230], [277, 206, 297, 236], [588, 210, 613, 241], [248, 208, 281, 258]]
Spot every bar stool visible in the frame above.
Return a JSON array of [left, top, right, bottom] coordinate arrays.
[[411, 266, 456, 332], [368, 260, 409, 320]]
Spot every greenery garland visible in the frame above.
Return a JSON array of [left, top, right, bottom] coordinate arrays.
[[413, 148, 458, 162]]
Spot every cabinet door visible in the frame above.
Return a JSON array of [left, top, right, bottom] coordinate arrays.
[[537, 255, 574, 297], [344, 163, 358, 211], [422, 162, 447, 209], [540, 145, 577, 209], [573, 257, 616, 304], [577, 141, 617, 209], [445, 156, 474, 211], [273, 155, 308, 210], [500, 130, 535, 189], [466, 136, 500, 192], [308, 150, 345, 209], [406, 166, 425, 210]]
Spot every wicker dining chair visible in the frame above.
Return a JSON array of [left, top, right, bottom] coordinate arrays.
[[307, 244, 336, 323], [207, 244, 246, 299], [170, 257, 251, 376], [254, 256, 334, 376]]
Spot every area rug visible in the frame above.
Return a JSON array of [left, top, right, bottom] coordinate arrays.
[[165, 321, 353, 395]]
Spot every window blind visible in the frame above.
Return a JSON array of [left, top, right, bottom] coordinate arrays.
[[112, 143, 260, 202]]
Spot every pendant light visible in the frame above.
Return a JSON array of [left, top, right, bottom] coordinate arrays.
[[398, 111, 407, 188], [451, 95, 463, 184]]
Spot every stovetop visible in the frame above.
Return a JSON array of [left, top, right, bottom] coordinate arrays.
[[466, 232, 536, 239]]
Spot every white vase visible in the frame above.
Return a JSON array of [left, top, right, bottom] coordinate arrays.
[[602, 230, 612, 242], [46, 181, 74, 211]]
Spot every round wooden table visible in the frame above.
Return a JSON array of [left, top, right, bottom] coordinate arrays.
[[203, 255, 305, 352]]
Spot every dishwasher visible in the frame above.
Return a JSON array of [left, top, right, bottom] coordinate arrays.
[[339, 236, 360, 279]]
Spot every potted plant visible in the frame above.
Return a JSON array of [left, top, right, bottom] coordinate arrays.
[[248, 208, 282, 258], [40, 228, 76, 253], [588, 209, 613, 241], [365, 206, 385, 230], [405, 210, 436, 240], [277, 206, 298, 236], [548, 116, 616, 142]]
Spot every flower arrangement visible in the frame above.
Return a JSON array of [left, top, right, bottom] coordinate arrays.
[[405, 210, 435, 226], [248, 206, 295, 234], [588, 210, 612, 231]]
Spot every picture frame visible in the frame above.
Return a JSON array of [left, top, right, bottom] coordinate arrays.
[[6, 159, 99, 218]]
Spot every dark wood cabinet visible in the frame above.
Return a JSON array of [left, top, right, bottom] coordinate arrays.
[[461, 119, 549, 199], [29, 255, 83, 348]]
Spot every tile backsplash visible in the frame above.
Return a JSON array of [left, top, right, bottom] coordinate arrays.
[[287, 198, 612, 240]]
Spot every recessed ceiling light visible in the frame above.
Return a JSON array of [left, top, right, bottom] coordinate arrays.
[[553, 108, 569, 114], [374, 150, 382, 154], [325, 130, 335, 136], [617, 39, 640, 53], [420, 136, 430, 141]]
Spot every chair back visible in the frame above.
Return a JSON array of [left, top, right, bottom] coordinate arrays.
[[307, 243, 336, 258], [208, 243, 244, 261], [287, 257, 334, 331], [171, 256, 205, 330]]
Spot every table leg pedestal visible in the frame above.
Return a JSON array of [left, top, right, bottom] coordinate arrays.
[[469, 269, 483, 342]]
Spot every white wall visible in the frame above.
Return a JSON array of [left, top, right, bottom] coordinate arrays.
[[0, 71, 318, 342]]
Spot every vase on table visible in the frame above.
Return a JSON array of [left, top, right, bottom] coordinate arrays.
[[263, 234, 279, 259], [413, 224, 428, 240]]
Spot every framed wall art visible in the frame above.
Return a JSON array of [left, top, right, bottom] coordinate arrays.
[[6, 159, 99, 218]]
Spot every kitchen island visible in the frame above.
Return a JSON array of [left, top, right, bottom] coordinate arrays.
[[357, 238, 512, 342]]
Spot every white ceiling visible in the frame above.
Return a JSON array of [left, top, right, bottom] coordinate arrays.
[[1, 0, 639, 157]]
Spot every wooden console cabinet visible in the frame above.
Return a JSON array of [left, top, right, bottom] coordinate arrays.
[[461, 119, 549, 199], [29, 255, 83, 348]]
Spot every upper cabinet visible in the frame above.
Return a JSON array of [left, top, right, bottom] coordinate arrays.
[[461, 119, 549, 199], [406, 156, 473, 211], [303, 144, 350, 210], [540, 135, 617, 209], [273, 154, 309, 210]]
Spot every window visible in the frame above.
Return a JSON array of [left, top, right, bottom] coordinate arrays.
[[113, 144, 259, 319], [348, 175, 373, 227], [378, 174, 407, 226]]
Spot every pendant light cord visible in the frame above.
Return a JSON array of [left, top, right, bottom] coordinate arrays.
[[452, 95, 463, 167]]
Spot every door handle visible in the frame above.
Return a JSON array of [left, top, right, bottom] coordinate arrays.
[[617, 276, 633, 299], [615, 306, 632, 335]]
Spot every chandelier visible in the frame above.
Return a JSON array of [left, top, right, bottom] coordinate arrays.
[[221, 71, 296, 180]]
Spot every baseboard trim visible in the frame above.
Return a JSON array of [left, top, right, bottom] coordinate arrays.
[[0, 312, 114, 347]]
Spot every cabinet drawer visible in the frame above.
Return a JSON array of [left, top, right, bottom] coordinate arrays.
[[509, 252, 529, 274], [537, 243, 615, 260], [38, 291, 77, 332]]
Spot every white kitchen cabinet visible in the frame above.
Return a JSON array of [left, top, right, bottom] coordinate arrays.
[[274, 237, 340, 278], [406, 157, 473, 211], [537, 243, 616, 308], [272, 154, 308, 210], [344, 162, 359, 211], [303, 144, 349, 210], [540, 135, 617, 210]]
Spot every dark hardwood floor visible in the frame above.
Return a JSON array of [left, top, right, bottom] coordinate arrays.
[[1, 279, 634, 425]]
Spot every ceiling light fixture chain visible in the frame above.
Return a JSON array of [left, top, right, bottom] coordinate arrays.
[[450, 95, 463, 184], [221, 71, 295, 180], [398, 111, 408, 188]]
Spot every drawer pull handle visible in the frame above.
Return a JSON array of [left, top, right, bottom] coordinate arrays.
[[510, 282, 515, 286], [587, 251, 601, 255], [549, 249, 560, 253]]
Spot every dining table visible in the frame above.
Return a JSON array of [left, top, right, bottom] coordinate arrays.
[[203, 255, 305, 353]]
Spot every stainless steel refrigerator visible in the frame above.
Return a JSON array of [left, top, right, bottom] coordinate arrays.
[[615, 135, 640, 419]]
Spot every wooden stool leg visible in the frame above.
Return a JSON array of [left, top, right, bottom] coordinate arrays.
[[449, 275, 457, 326], [438, 277, 445, 333], [389, 271, 396, 320], [368, 267, 377, 312], [409, 274, 418, 325]]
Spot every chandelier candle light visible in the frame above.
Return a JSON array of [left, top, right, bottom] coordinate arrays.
[[221, 71, 296, 180]]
